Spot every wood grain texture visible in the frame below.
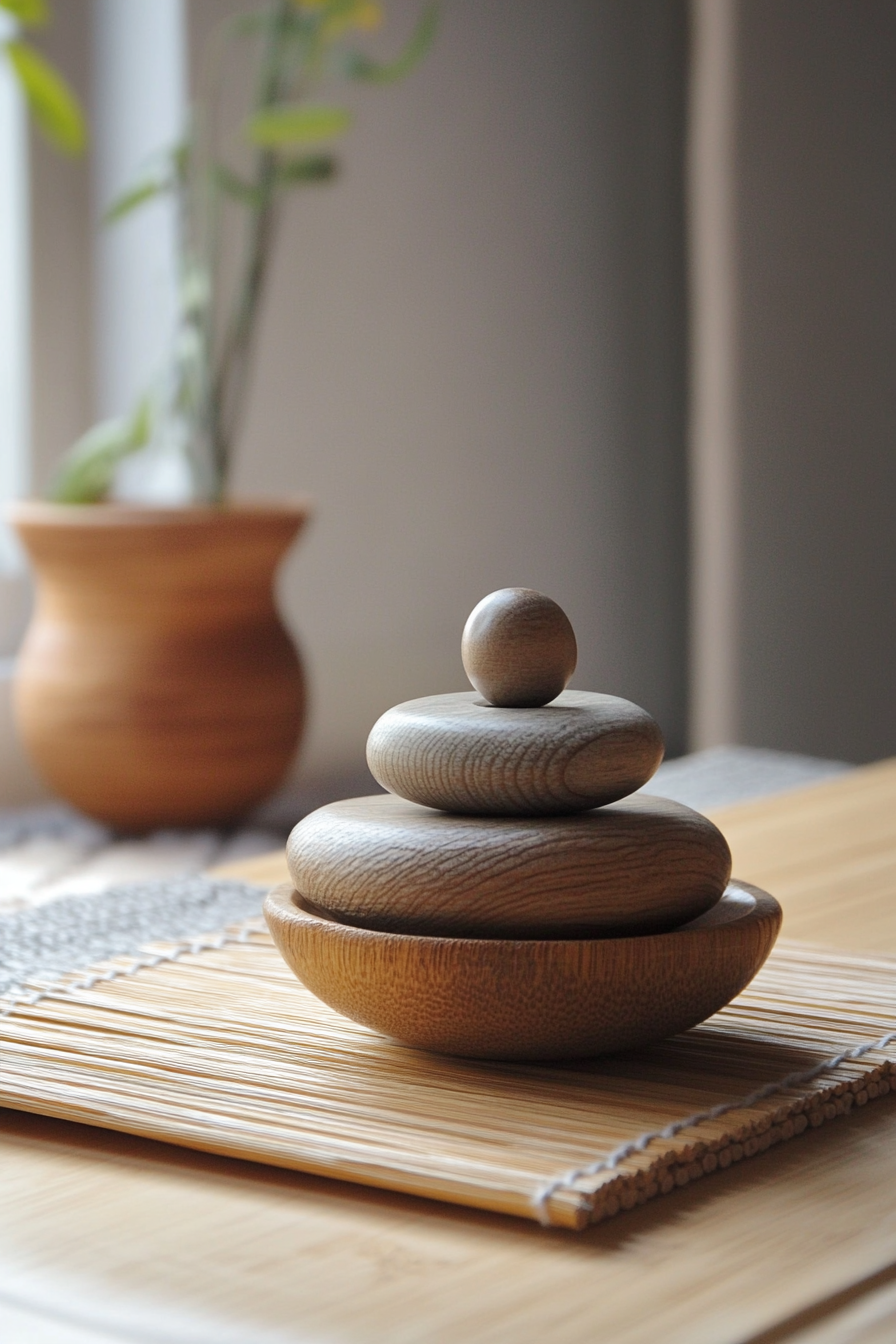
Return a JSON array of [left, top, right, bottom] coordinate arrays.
[[0, 764, 893, 1344], [263, 881, 780, 1059], [286, 792, 732, 938], [3, 1079, 896, 1344], [461, 588, 577, 707], [367, 690, 664, 816], [707, 758, 896, 954], [54, 752, 889, 1344], [9, 500, 309, 831]]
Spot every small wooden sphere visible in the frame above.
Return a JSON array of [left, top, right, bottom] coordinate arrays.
[[462, 588, 577, 708], [264, 881, 782, 1060], [367, 690, 664, 816], [286, 792, 731, 939]]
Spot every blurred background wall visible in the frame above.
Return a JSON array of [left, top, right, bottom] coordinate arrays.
[[192, 0, 690, 802], [733, 0, 896, 762], [690, 0, 896, 764], [14, 0, 896, 811]]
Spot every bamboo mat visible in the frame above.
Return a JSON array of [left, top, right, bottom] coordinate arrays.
[[1, 919, 895, 1231]]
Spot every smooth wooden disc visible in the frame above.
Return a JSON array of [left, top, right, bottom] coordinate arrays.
[[264, 881, 782, 1060], [366, 690, 664, 816], [286, 792, 732, 939]]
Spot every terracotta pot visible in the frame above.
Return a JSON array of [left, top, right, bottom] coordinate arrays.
[[9, 500, 310, 831]]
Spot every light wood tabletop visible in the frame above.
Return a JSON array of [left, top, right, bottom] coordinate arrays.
[[2, 759, 896, 1344]]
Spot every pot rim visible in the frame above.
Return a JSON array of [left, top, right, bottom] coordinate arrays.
[[6, 496, 313, 529]]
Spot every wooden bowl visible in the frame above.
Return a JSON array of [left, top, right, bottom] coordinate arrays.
[[264, 881, 782, 1061]]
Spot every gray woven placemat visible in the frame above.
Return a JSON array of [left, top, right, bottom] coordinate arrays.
[[0, 876, 265, 1000], [640, 745, 849, 811]]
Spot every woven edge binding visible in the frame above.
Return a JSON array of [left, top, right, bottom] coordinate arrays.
[[536, 1048, 896, 1228]]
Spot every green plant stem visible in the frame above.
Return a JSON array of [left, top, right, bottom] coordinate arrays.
[[207, 0, 294, 500]]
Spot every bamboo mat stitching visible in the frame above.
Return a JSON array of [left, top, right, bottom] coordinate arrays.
[[532, 1026, 896, 1222]]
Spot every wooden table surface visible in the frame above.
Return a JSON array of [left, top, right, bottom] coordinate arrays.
[[2, 760, 896, 1344]]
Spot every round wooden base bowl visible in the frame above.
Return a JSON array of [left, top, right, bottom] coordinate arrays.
[[263, 881, 782, 1061]]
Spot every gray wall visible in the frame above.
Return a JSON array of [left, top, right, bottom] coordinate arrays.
[[190, 0, 689, 803], [733, 1, 896, 762]]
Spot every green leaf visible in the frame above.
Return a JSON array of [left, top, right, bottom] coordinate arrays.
[[228, 12, 266, 36], [103, 177, 170, 224], [129, 394, 152, 446], [180, 262, 211, 317], [5, 40, 86, 155], [51, 397, 153, 504], [228, 10, 306, 38], [213, 164, 263, 206], [246, 103, 351, 147], [103, 145, 186, 224], [299, 0, 384, 39], [0, 0, 48, 27], [277, 153, 336, 185], [344, 3, 437, 84], [172, 138, 190, 185]]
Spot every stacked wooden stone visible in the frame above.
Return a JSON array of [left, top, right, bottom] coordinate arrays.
[[265, 590, 781, 1060]]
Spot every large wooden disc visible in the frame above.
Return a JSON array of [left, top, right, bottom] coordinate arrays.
[[286, 792, 732, 939], [366, 690, 664, 816], [264, 881, 782, 1060]]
